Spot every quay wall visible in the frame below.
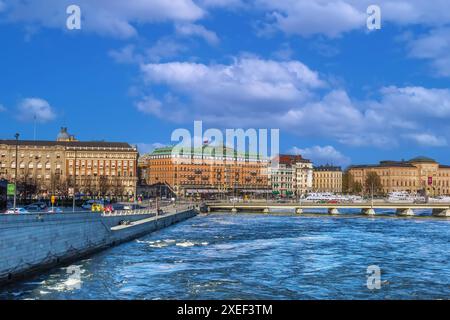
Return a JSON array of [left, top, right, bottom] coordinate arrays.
[[0, 209, 197, 285]]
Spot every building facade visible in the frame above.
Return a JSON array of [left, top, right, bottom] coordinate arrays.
[[295, 160, 313, 196], [269, 155, 313, 197], [313, 165, 343, 193], [348, 157, 450, 195], [0, 128, 138, 199], [141, 145, 269, 198]]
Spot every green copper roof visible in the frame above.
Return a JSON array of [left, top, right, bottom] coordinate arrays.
[[409, 156, 437, 163], [147, 145, 267, 160]]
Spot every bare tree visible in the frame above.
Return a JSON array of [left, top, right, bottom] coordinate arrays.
[[98, 175, 109, 197], [365, 171, 382, 196]]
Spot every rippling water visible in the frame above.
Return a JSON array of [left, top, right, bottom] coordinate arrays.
[[1, 213, 449, 300]]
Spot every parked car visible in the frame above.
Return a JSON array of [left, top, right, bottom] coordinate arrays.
[[112, 203, 125, 211], [103, 204, 114, 213], [82, 199, 106, 210], [91, 203, 104, 212], [30, 202, 48, 211], [47, 207, 63, 214], [6, 207, 29, 214], [25, 205, 42, 213], [123, 204, 143, 211]]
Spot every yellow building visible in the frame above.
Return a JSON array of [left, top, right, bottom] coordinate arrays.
[[348, 156, 450, 196], [0, 128, 138, 198], [313, 165, 343, 193]]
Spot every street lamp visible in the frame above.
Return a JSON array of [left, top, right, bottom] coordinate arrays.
[[72, 149, 77, 212], [13, 133, 19, 213]]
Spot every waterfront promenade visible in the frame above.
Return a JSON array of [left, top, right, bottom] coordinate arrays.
[[0, 205, 197, 286], [206, 201, 450, 216]]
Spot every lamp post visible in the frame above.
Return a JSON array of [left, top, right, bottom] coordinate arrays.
[[72, 149, 77, 212], [13, 133, 19, 213], [371, 180, 374, 208]]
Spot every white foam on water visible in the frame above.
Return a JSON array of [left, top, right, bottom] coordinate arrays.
[[176, 241, 195, 247]]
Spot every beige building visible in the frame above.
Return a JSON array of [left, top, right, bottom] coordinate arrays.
[[0, 128, 138, 198], [348, 156, 450, 196], [295, 160, 313, 195], [313, 165, 343, 193], [141, 145, 269, 198]]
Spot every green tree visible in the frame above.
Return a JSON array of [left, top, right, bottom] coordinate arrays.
[[342, 171, 354, 193], [364, 171, 382, 195], [353, 181, 363, 194]]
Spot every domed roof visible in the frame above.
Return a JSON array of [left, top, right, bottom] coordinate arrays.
[[409, 156, 437, 163], [57, 127, 70, 140]]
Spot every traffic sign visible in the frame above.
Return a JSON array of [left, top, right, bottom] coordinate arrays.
[[7, 184, 15, 196]]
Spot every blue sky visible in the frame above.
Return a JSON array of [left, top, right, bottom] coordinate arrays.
[[1, 0, 450, 167]]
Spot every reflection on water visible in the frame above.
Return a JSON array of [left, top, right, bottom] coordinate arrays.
[[0, 213, 449, 300]]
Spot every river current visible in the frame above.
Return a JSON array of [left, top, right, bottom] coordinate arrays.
[[1, 213, 449, 299]]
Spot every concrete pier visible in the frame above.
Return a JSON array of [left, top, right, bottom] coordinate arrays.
[[328, 208, 339, 215], [0, 208, 197, 286], [432, 209, 450, 217], [396, 208, 415, 216], [362, 208, 376, 216]]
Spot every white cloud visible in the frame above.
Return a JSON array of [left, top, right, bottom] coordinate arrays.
[[255, 0, 450, 38], [135, 142, 167, 154], [198, 0, 245, 8], [5, 0, 450, 40], [146, 38, 188, 62], [258, 0, 365, 38], [109, 45, 142, 64], [17, 98, 56, 123], [407, 27, 450, 77], [136, 56, 450, 149], [403, 133, 447, 147], [289, 145, 351, 167], [175, 23, 220, 45], [109, 39, 189, 65], [2, 0, 204, 38], [0, 104, 6, 112], [135, 96, 163, 117]]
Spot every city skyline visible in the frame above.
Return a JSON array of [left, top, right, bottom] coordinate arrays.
[[1, 1, 450, 168]]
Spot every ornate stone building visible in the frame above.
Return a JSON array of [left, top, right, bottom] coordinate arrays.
[[140, 145, 269, 197], [0, 128, 138, 198], [268, 155, 313, 197], [313, 165, 343, 193], [348, 156, 450, 196]]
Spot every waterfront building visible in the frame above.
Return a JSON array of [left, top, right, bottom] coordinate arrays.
[[0, 128, 138, 199], [268, 155, 298, 197], [295, 160, 314, 196], [348, 156, 450, 196], [140, 144, 270, 198], [313, 165, 343, 193], [269, 155, 313, 197]]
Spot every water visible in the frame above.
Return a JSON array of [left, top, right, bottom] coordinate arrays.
[[1, 213, 449, 300]]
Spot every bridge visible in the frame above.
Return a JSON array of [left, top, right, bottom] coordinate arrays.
[[206, 202, 450, 217]]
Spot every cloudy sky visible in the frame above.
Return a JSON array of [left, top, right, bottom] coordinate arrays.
[[1, 0, 450, 167]]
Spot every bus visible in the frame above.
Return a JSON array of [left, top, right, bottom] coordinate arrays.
[[0, 180, 7, 213]]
